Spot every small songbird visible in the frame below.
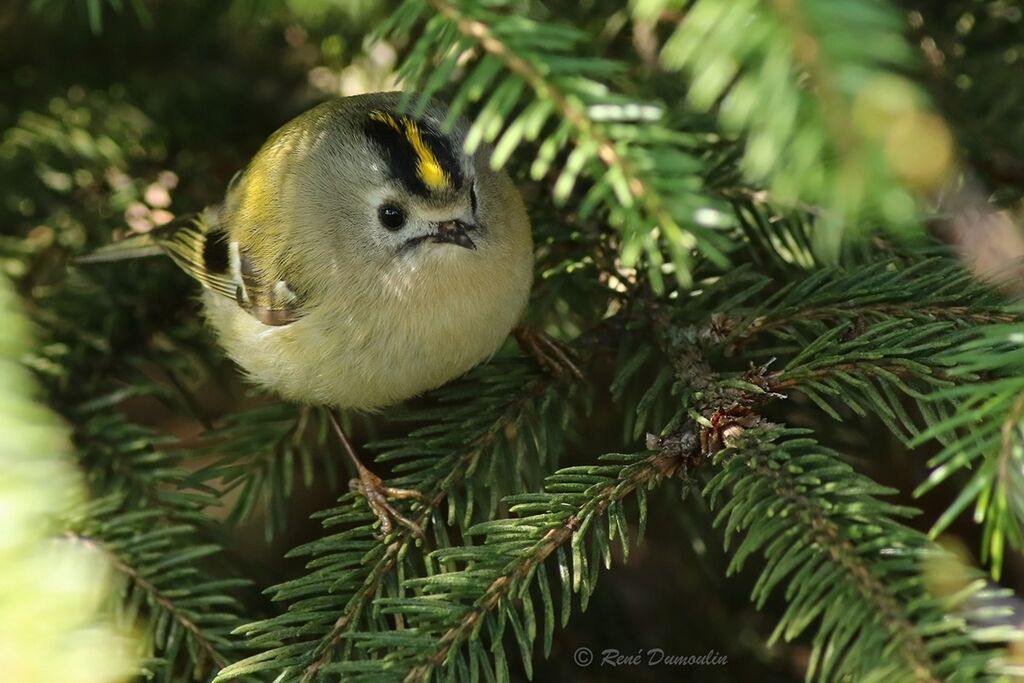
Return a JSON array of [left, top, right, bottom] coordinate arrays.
[[80, 92, 535, 531]]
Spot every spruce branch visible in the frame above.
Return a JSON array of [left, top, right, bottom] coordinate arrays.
[[314, 439, 696, 683], [706, 423, 1009, 681], [426, 0, 683, 258], [656, 257, 1024, 595], [69, 409, 253, 681], [912, 320, 1024, 578], [189, 404, 341, 540], [299, 372, 559, 680], [398, 446, 692, 683], [670, 258, 1023, 442], [218, 355, 585, 681], [63, 529, 240, 677], [383, 0, 734, 288], [710, 259, 1015, 349], [651, 0, 939, 253]]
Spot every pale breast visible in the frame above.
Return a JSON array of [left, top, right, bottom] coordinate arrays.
[[201, 242, 531, 410]]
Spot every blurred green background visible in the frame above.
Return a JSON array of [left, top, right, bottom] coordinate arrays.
[[3, 2, 1024, 682]]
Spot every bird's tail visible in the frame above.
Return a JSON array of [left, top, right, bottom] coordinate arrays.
[[73, 233, 164, 263], [75, 212, 238, 300], [74, 214, 198, 264]]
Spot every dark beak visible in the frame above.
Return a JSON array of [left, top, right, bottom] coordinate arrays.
[[432, 220, 477, 250]]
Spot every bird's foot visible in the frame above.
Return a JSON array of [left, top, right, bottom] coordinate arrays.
[[348, 467, 425, 538], [513, 325, 583, 380], [329, 411, 426, 538]]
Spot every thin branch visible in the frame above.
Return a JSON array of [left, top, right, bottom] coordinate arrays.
[[403, 449, 687, 683], [724, 304, 1017, 344], [64, 530, 231, 672], [426, 0, 688, 247], [300, 372, 564, 681], [769, 361, 955, 391], [742, 448, 941, 682]]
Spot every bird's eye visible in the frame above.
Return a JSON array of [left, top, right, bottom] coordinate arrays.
[[469, 184, 478, 215], [378, 204, 406, 231]]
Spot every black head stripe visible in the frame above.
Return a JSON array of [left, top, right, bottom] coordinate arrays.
[[363, 111, 463, 197]]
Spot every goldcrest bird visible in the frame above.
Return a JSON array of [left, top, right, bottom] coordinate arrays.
[[80, 92, 535, 531], [82, 92, 533, 406]]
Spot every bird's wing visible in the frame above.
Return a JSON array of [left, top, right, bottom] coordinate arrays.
[[78, 211, 305, 326], [232, 245, 305, 327], [154, 215, 238, 300], [160, 214, 306, 326]]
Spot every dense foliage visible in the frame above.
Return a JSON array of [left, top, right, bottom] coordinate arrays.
[[3, 1, 1024, 681]]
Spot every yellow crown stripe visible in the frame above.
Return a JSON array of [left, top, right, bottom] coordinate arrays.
[[399, 119, 450, 191], [369, 110, 402, 132], [368, 110, 450, 192]]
